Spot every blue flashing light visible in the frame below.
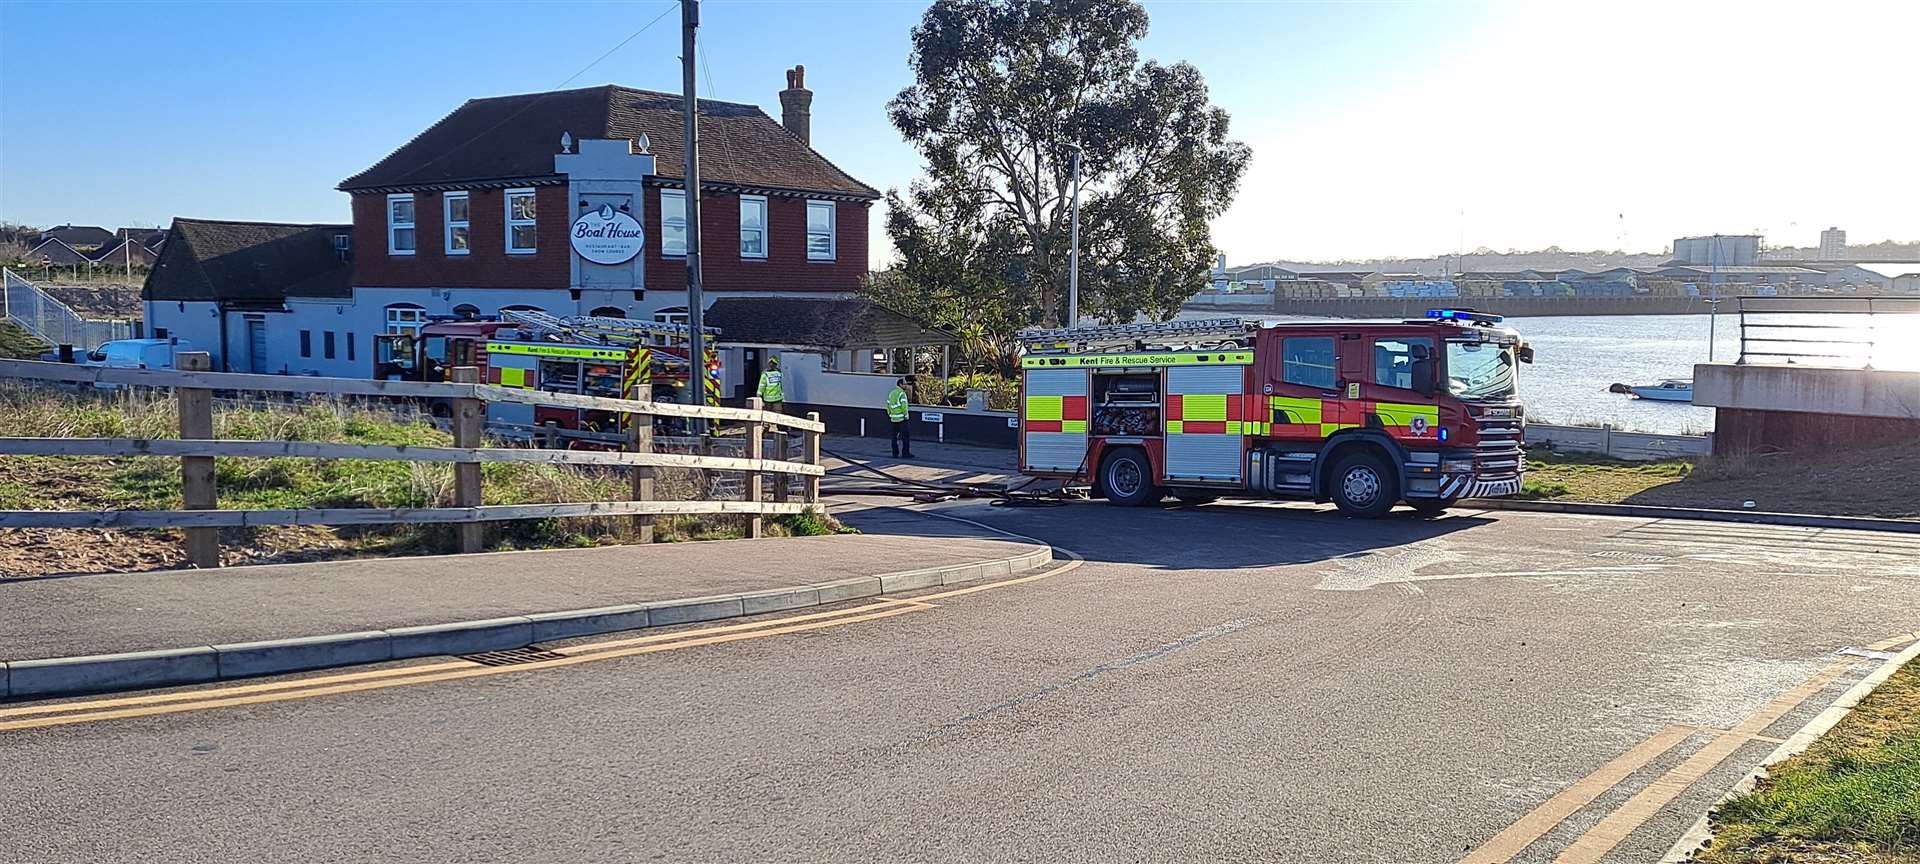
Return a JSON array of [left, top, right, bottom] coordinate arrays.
[[1438, 426, 1450, 442], [1426, 309, 1504, 324]]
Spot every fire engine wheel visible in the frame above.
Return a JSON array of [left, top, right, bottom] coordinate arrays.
[[1329, 451, 1398, 519], [1101, 449, 1158, 507], [1410, 498, 1459, 518]]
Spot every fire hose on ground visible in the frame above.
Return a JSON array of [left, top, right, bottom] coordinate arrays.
[[817, 446, 1082, 508]]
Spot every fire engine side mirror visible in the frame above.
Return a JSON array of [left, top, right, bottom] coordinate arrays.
[[1518, 344, 1535, 364]]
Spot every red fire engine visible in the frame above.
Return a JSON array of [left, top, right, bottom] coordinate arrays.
[[1017, 311, 1533, 517], [373, 310, 722, 443]]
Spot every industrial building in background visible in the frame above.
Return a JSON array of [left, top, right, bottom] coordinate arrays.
[[1819, 226, 1847, 260], [1670, 234, 1762, 267]]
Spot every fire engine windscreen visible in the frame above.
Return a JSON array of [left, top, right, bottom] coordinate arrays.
[[1445, 341, 1518, 402]]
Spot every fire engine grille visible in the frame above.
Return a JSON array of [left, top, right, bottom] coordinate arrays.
[[1474, 415, 1525, 479], [462, 647, 568, 667]]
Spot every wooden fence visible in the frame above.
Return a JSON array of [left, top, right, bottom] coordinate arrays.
[[0, 354, 826, 567]]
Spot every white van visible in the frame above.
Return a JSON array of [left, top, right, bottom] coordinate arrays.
[[81, 338, 193, 376]]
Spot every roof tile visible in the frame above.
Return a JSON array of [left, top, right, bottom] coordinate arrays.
[[340, 85, 876, 199]]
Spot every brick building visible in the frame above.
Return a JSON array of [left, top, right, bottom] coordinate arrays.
[[145, 70, 883, 388]]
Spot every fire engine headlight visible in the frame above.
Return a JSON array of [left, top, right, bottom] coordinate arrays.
[[1441, 459, 1476, 473]]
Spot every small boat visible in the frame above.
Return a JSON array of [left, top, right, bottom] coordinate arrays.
[[1608, 379, 1692, 402]]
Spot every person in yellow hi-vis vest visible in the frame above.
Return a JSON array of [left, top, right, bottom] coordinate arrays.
[[886, 376, 914, 458], [756, 354, 784, 415]]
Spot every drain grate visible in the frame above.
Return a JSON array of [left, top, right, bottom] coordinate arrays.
[[462, 647, 568, 667]]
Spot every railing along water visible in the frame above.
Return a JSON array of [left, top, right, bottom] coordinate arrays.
[[1736, 296, 1920, 370]]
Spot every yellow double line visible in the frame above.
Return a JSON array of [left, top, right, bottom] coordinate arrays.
[[1459, 630, 1920, 864], [0, 555, 1083, 733]]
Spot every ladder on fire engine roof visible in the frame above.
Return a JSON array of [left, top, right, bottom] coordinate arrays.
[[1017, 317, 1258, 355], [500, 309, 720, 346]]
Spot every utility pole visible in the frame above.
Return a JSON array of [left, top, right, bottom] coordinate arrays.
[[1067, 146, 1082, 328], [681, 0, 707, 421], [1708, 233, 1719, 363]]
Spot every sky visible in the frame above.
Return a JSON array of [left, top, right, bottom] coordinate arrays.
[[2, 0, 1916, 269]]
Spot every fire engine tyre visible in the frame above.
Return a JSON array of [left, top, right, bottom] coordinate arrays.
[[1171, 490, 1220, 505], [1329, 451, 1399, 519], [1410, 498, 1458, 518], [1101, 449, 1159, 507]]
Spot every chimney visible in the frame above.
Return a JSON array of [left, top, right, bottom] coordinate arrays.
[[779, 65, 813, 146]]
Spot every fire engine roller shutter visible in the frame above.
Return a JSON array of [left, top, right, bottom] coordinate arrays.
[[1165, 365, 1245, 482], [1023, 368, 1088, 472]]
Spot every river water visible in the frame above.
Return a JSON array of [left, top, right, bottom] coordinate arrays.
[[1174, 310, 1914, 434]]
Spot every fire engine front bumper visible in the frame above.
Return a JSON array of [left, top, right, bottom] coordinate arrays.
[[1434, 474, 1522, 499]]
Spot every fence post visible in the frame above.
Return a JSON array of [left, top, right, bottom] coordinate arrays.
[[745, 396, 764, 539], [176, 351, 219, 568], [450, 366, 485, 554], [803, 411, 821, 505], [1602, 423, 1614, 458], [628, 384, 654, 544], [772, 415, 791, 504]]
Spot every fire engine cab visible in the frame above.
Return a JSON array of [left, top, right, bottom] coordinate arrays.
[[373, 310, 722, 443], [1017, 311, 1534, 517]]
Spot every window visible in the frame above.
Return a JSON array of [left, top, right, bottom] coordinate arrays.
[[385, 304, 426, 335], [660, 189, 687, 256], [153, 327, 169, 339], [347, 332, 356, 362], [299, 329, 313, 358], [589, 306, 626, 318], [1372, 337, 1433, 389], [738, 195, 768, 259], [1281, 336, 1336, 389], [387, 194, 415, 255], [444, 192, 470, 255], [505, 189, 537, 254], [806, 200, 835, 261], [653, 307, 689, 325], [323, 331, 337, 360], [1446, 341, 1518, 402], [452, 303, 481, 320]]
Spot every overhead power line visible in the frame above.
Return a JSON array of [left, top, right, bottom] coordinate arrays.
[[387, 2, 678, 185]]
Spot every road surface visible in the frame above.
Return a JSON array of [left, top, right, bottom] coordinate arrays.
[[3, 500, 1916, 863]]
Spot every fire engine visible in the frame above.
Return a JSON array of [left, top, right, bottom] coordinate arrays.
[[1017, 311, 1534, 517], [373, 310, 722, 442]]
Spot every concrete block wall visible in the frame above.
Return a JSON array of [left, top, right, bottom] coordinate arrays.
[[1694, 363, 1920, 455]]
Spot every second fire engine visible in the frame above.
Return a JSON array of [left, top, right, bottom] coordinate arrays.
[[373, 310, 723, 443], [1017, 311, 1533, 517]]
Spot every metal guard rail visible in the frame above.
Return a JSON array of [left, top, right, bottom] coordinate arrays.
[[1735, 295, 1920, 367]]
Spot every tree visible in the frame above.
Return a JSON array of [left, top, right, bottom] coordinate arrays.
[[883, 0, 1249, 331]]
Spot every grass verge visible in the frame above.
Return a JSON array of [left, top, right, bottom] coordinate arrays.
[[1697, 655, 1920, 863], [1519, 449, 1694, 502], [1516, 442, 1920, 520]]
